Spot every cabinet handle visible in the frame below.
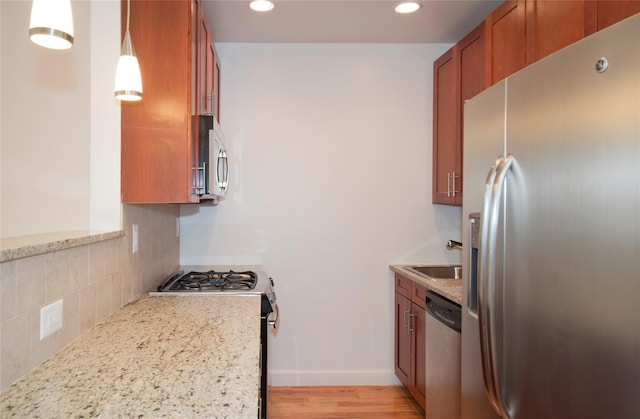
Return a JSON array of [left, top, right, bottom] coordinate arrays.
[[202, 92, 215, 116], [408, 313, 415, 333], [403, 308, 410, 333], [446, 172, 461, 197], [203, 90, 215, 116], [192, 163, 206, 194], [452, 171, 459, 197]]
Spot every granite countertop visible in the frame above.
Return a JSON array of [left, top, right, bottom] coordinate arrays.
[[0, 230, 124, 262], [0, 295, 261, 418], [390, 265, 462, 304]]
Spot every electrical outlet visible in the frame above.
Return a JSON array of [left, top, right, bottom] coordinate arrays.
[[132, 224, 139, 254], [176, 218, 180, 238], [40, 299, 63, 340]]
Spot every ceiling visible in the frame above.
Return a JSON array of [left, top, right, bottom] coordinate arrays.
[[202, 0, 503, 44]]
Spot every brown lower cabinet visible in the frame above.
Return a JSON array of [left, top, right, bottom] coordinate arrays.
[[394, 274, 426, 410]]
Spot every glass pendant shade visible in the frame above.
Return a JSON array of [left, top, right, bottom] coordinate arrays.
[[29, 0, 74, 50], [114, 30, 143, 101]]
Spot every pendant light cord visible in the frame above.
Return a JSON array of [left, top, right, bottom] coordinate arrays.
[[126, 0, 131, 32]]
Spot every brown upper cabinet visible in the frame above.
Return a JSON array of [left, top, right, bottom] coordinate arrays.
[[433, 22, 487, 206], [525, 0, 640, 64], [121, 0, 220, 204], [488, 0, 527, 85], [432, 0, 639, 205], [525, 0, 587, 64], [198, 4, 221, 120], [432, 48, 459, 205], [585, 0, 640, 35]]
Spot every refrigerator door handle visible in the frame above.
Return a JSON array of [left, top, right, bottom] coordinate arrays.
[[479, 154, 515, 419], [479, 156, 502, 414]]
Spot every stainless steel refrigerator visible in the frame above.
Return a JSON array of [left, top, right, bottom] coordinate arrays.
[[461, 13, 639, 419]]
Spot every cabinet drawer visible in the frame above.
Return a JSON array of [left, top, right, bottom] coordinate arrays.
[[395, 274, 412, 298], [412, 282, 427, 309]]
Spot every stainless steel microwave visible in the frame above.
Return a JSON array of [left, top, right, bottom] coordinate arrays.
[[192, 115, 229, 201]]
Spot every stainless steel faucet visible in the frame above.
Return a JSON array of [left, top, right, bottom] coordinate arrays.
[[446, 240, 463, 250]]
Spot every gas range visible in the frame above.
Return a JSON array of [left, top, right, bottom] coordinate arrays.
[[156, 270, 259, 292], [151, 268, 274, 297], [150, 267, 277, 319]]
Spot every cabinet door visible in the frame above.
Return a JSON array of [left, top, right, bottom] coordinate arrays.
[[411, 280, 427, 309], [395, 292, 411, 388], [412, 304, 427, 411], [395, 274, 412, 298], [489, 0, 526, 84], [198, 7, 213, 115], [459, 22, 488, 105], [526, 0, 586, 64], [121, 0, 194, 203], [121, 0, 191, 130], [206, 35, 215, 116], [457, 22, 487, 207], [432, 48, 459, 205], [585, 0, 640, 35], [214, 57, 221, 122]]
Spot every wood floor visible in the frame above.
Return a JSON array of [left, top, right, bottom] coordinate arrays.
[[269, 386, 424, 419]]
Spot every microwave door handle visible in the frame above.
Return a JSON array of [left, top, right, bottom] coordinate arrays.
[[220, 150, 229, 191], [223, 150, 229, 191], [217, 149, 224, 191]]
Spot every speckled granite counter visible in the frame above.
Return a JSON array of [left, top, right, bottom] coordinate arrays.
[[0, 230, 124, 262], [390, 265, 462, 304], [0, 295, 261, 418]]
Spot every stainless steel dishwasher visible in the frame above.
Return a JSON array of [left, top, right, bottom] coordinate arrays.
[[425, 290, 462, 418]]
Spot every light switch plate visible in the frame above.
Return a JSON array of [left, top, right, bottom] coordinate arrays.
[[40, 299, 63, 340]]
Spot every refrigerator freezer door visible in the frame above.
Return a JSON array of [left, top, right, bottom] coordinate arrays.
[[461, 81, 506, 419], [498, 15, 640, 419]]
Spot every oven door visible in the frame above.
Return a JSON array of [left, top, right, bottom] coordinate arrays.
[[260, 292, 278, 419]]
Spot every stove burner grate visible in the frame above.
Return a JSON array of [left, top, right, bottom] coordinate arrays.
[[165, 270, 258, 292]]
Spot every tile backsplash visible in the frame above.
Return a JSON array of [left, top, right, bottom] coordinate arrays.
[[0, 204, 180, 391]]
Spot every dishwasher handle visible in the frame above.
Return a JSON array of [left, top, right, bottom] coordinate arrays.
[[425, 291, 462, 333]]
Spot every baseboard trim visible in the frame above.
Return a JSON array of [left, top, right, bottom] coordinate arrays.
[[270, 369, 401, 386]]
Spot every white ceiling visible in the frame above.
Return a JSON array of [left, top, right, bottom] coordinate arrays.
[[202, 0, 503, 44]]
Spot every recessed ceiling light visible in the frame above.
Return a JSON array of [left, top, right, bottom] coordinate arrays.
[[395, 2, 421, 14], [250, 0, 274, 12]]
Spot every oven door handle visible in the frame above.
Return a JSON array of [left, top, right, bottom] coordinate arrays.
[[267, 304, 279, 329]]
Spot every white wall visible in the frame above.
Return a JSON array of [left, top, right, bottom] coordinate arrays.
[[89, 1, 121, 232], [0, 0, 121, 238], [179, 43, 462, 385]]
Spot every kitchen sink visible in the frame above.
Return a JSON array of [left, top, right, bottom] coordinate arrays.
[[406, 265, 462, 280]]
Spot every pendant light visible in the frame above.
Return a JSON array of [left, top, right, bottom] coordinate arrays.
[[115, 0, 143, 101], [29, 0, 74, 50]]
